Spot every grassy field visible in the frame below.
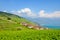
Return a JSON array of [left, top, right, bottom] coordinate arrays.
[[0, 30, 60, 40], [0, 12, 36, 30], [0, 12, 60, 40]]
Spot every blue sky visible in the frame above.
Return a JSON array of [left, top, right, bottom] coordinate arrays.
[[0, 0, 60, 12], [0, 0, 60, 27]]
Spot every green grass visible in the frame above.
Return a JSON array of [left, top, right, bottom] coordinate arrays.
[[0, 30, 60, 40], [0, 12, 60, 40], [0, 12, 35, 30]]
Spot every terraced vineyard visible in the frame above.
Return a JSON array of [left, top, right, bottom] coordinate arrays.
[[0, 12, 36, 30], [0, 30, 60, 40], [0, 12, 60, 40]]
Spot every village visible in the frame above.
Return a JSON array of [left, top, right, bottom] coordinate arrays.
[[20, 22, 49, 30]]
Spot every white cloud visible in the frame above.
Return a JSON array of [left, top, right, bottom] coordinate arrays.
[[20, 8, 37, 17], [10, 10, 22, 16], [3, 10, 7, 12], [21, 8, 32, 16], [9, 8, 60, 18], [21, 8, 31, 13], [39, 10, 60, 18], [20, 8, 60, 18], [10, 8, 37, 18], [10, 11, 15, 13], [17, 11, 21, 13]]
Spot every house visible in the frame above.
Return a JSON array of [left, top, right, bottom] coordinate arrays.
[[33, 25, 41, 30], [42, 27, 49, 30], [27, 24, 34, 29], [21, 22, 28, 26], [40, 27, 44, 30], [45, 27, 48, 30], [20, 22, 48, 30]]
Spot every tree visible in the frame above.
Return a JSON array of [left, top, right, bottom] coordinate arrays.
[[7, 17, 11, 20]]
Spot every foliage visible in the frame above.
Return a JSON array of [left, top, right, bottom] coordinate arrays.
[[0, 12, 60, 40], [0, 30, 60, 40], [0, 12, 35, 30]]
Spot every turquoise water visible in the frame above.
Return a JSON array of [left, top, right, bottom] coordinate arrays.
[[44, 26, 60, 29]]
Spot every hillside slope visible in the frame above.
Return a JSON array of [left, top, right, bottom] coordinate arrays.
[[0, 11, 36, 30]]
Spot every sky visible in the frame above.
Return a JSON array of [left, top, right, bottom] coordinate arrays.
[[0, 0, 60, 27]]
